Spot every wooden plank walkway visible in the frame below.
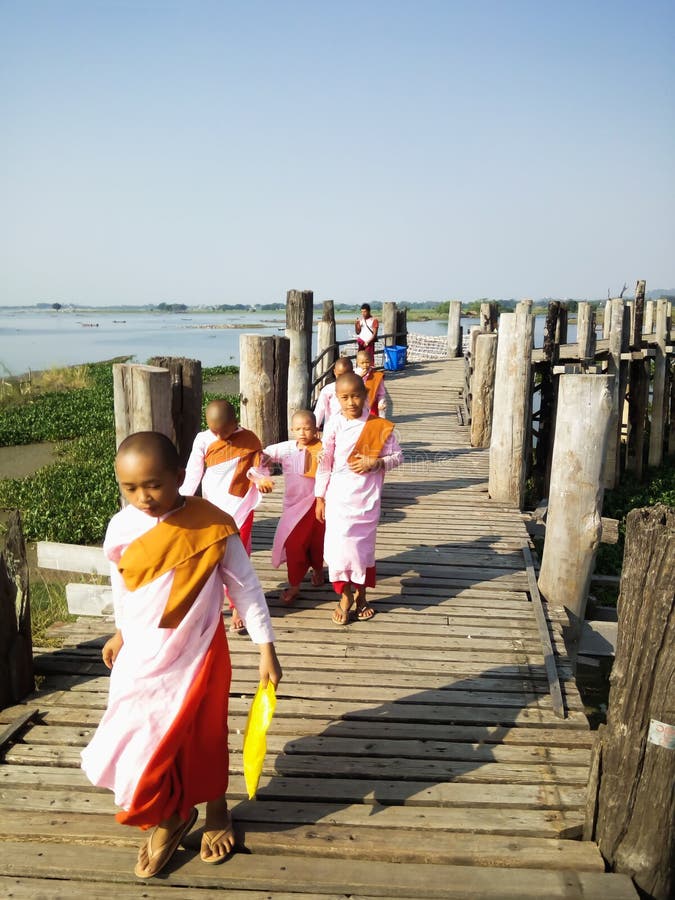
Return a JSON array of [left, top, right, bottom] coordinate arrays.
[[0, 359, 637, 898]]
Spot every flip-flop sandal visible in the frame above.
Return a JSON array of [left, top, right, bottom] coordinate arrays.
[[355, 602, 375, 621], [134, 806, 198, 879], [332, 601, 352, 625], [200, 810, 235, 865]]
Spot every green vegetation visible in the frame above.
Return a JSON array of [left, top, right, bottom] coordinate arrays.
[[0, 361, 239, 545], [30, 579, 74, 646], [595, 460, 675, 578]]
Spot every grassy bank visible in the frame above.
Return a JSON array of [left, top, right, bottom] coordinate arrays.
[[0, 360, 239, 545]]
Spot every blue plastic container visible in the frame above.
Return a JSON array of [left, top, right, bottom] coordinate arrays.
[[383, 345, 407, 371]]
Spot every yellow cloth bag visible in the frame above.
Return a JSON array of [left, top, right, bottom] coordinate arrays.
[[242, 681, 277, 799]]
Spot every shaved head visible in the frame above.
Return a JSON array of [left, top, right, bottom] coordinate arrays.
[[335, 372, 366, 395], [334, 357, 353, 377], [205, 399, 237, 427], [116, 432, 180, 472]]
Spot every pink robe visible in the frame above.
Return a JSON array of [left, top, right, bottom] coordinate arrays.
[[80, 501, 274, 819], [181, 427, 261, 527], [263, 440, 320, 568], [313, 383, 342, 429], [315, 409, 403, 585]]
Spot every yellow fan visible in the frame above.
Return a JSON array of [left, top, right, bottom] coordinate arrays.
[[242, 681, 277, 799]]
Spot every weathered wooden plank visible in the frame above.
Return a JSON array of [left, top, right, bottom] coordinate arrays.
[[0, 841, 639, 898]]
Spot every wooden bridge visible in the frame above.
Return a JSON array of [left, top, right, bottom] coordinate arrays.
[[0, 359, 637, 898]]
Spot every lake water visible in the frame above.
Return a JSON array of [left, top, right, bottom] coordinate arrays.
[[0, 308, 575, 375]]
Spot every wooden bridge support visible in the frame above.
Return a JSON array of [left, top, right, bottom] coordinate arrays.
[[534, 301, 563, 486], [447, 300, 462, 358], [538, 374, 614, 642], [381, 301, 397, 347], [240, 334, 289, 448], [314, 301, 337, 401], [286, 289, 313, 429], [479, 301, 498, 332], [648, 299, 670, 467], [488, 301, 533, 508], [395, 307, 408, 346], [588, 505, 674, 900], [470, 332, 497, 448], [626, 359, 649, 479], [0, 510, 33, 710], [112, 363, 173, 448], [602, 299, 630, 489], [576, 302, 596, 363], [643, 300, 655, 335], [630, 280, 646, 349], [147, 356, 202, 467]]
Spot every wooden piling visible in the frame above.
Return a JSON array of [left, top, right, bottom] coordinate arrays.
[[488, 301, 534, 508], [240, 334, 289, 447], [630, 279, 646, 349], [602, 299, 630, 489], [286, 289, 313, 428], [0, 510, 33, 709], [147, 356, 202, 467], [576, 302, 596, 363], [644, 299, 655, 335], [479, 301, 498, 332], [239, 334, 290, 447], [535, 302, 562, 482], [591, 505, 674, 900], [447, 300, 462, 358], [538, 374, 614, 641], [314, 301, 337, 401], [470, 332, 497, 448], [555, 303, 568, 345], [626, 359, 649, 478], [382, 301, 397, 347], [112, 363, 173, 448], [395, 307, 408, 346], [648, 299, 670, 467], [602, 299, 613, 339]]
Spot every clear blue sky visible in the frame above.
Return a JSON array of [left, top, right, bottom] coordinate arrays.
[[1, 0, 673, 306]]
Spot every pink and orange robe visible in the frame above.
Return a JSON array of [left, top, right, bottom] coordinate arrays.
[[315, 409, 402, 593], [261, 438, 325, 585], [180, 426, 263, 553], [313, 382, 342, 429], [80, 497, 275, 830]]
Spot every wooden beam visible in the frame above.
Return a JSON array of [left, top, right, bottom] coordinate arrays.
[[522, 544, 565, 719]]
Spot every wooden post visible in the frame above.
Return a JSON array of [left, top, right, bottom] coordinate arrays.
[[112, 363, 173, 448], [535, 301, 562, 480], [314, 301, 337, 401], [285, 289, 313, 428], [395, 308, 408, 347], [479, 301, 498, 332], [631, 279, 646, 349], [381, 301, 397, 347], [488, 302, 534, 508], [470, 333, 497, 448], [147, 356, 202, 467], [538, 375, 614, 643], [591, 505, 674, 900], [555, 303, 568, 345], [576, 302, 596, 362], [648, 299, 670, 467], [240, 334, 289, 447], [0, 510, 33, 709], [603, 299, 613, 338], [602, 299, 630, 489], [626, 359, 649, 478], [644, 300, 655, 335], [447, 301, 462, 358], [669, 357, 675, 457]]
